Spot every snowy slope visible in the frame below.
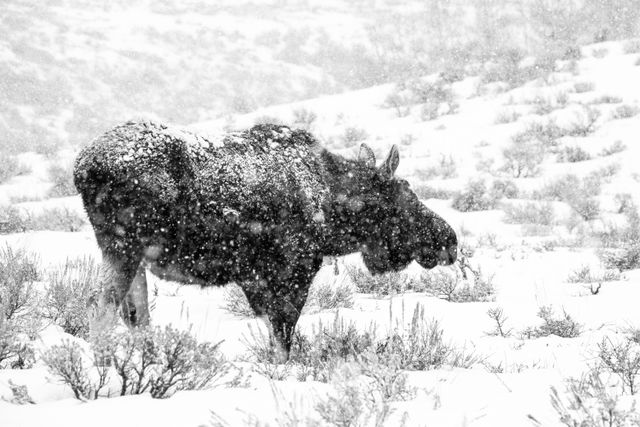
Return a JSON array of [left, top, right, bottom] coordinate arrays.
[[2, 39, 640, 426]]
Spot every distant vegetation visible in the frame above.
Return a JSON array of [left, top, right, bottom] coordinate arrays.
[[1, 0, 639, 154]]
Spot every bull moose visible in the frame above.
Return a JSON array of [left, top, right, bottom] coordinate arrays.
[[74, 120, 458, 358]]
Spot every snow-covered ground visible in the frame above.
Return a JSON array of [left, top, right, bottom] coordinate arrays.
[[2, 39, 640, 426]]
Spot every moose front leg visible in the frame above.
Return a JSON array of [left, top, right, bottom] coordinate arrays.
[[266, 283, 310, 358], [241, 282, 291, 362], [241, 258, 320, 361]]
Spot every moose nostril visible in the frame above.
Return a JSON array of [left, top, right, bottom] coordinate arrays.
[[438, 248, 450, 265], [438, 245, 457, 265], [447, 245, 458, 264]]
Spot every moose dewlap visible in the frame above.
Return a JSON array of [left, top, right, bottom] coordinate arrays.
[[74, 120, 457, 358]]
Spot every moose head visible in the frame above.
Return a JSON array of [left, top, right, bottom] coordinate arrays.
[[359, 144, 457, 273], [324, 143, 458, 274]]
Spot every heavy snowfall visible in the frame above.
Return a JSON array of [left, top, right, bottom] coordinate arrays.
[[2, 1, 640, 426]]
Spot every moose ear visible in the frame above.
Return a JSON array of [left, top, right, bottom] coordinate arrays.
[[381, 145, 400, 176], [358, 143, 376, 168]]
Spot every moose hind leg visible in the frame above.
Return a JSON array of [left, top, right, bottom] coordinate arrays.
[[92, 253, 141, 330], [121, 263, 150, 327]]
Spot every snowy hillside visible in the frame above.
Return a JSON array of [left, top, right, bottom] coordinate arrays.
[[0, 0, 372, 151], [2, 35, 640, 426]]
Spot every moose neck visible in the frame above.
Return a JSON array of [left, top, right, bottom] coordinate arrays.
[[319, 150, 375, 257]]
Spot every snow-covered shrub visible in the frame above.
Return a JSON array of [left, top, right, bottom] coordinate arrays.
[[293, 305, 482, 378], [383, 77, 458, 121], [521, 306, 582, 339], [419, 102, 440, 121], [315, 363, 393, 427], [490, 179, 519, 199], [418, 268, 459, 300], [356, 352, 415, 402], [0, 205, 29, 234], [571, 198, 601, 221], [598, 204, 640, 271], [0, 246, 40, 322], [439, 62, 467, 84], [486, 307, 512, 338], [629, 328, 640, 345], [503, 201, 555, 225], [623, 40, 640, 54], [501, 138, 545, 178], [307, 280, 354, 311], [399, 134, 415, 146], [532, 97, 555, 115], [378, 304, 484, 370], [611, 104, 640, 120], [600, 246, 640, 271], [291, 107, 317, 130], [494, 110, 521, 124], [1, 206, 87, 233], [537, 174, 601, 221], [574, 81, 595, 93], [598, 337, 640, 395], [538, 174, 595, 202], [591, 48, 609, 58], [42, 257, 101, 338], [315, 373, 373, 425], [418, 254, 494, 303], [253, 115, 284, 126], [415, 154, 457, 180], [346, 266, 414, 296], [614, 193, 634, 214], [5, 380, 35, 404], [0, 154, 28, 184], [0, 246, 39, 369], [557, 145, 591, 162], [412, 184, 454, 200], [590, 94, 623, 105], [222, 283, 254, 318], [557, 91, 570, 105], [44, 326, 226, 400], [454, 277, 495, 302], [0, 321, 35, 369], [452, 179, 499, 211], [315, 353, 415, 427], [567, 106, 601, 137], [480, 49, 521, 85], [567, 265, 620, 284], [42, 339, 108, 400], [551, 369, 640, 427], [288, 315, 376, 382], [529, 95, 566, 115], [139, 326, 225, 398], [479, 48, 540, 88], [47, 162, 78, 198], [242, 324, 287, 368], [383, 88, 411, 118], [227, 92, 257, 114], [285, 310, 482, 384], [407, 78, 453, 106], [601, 140, 627, 156], [515, 120, 565, 149], [475, 156, 495, 173], [337, 127, 368, 149], [27, 207, 87, 232]]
